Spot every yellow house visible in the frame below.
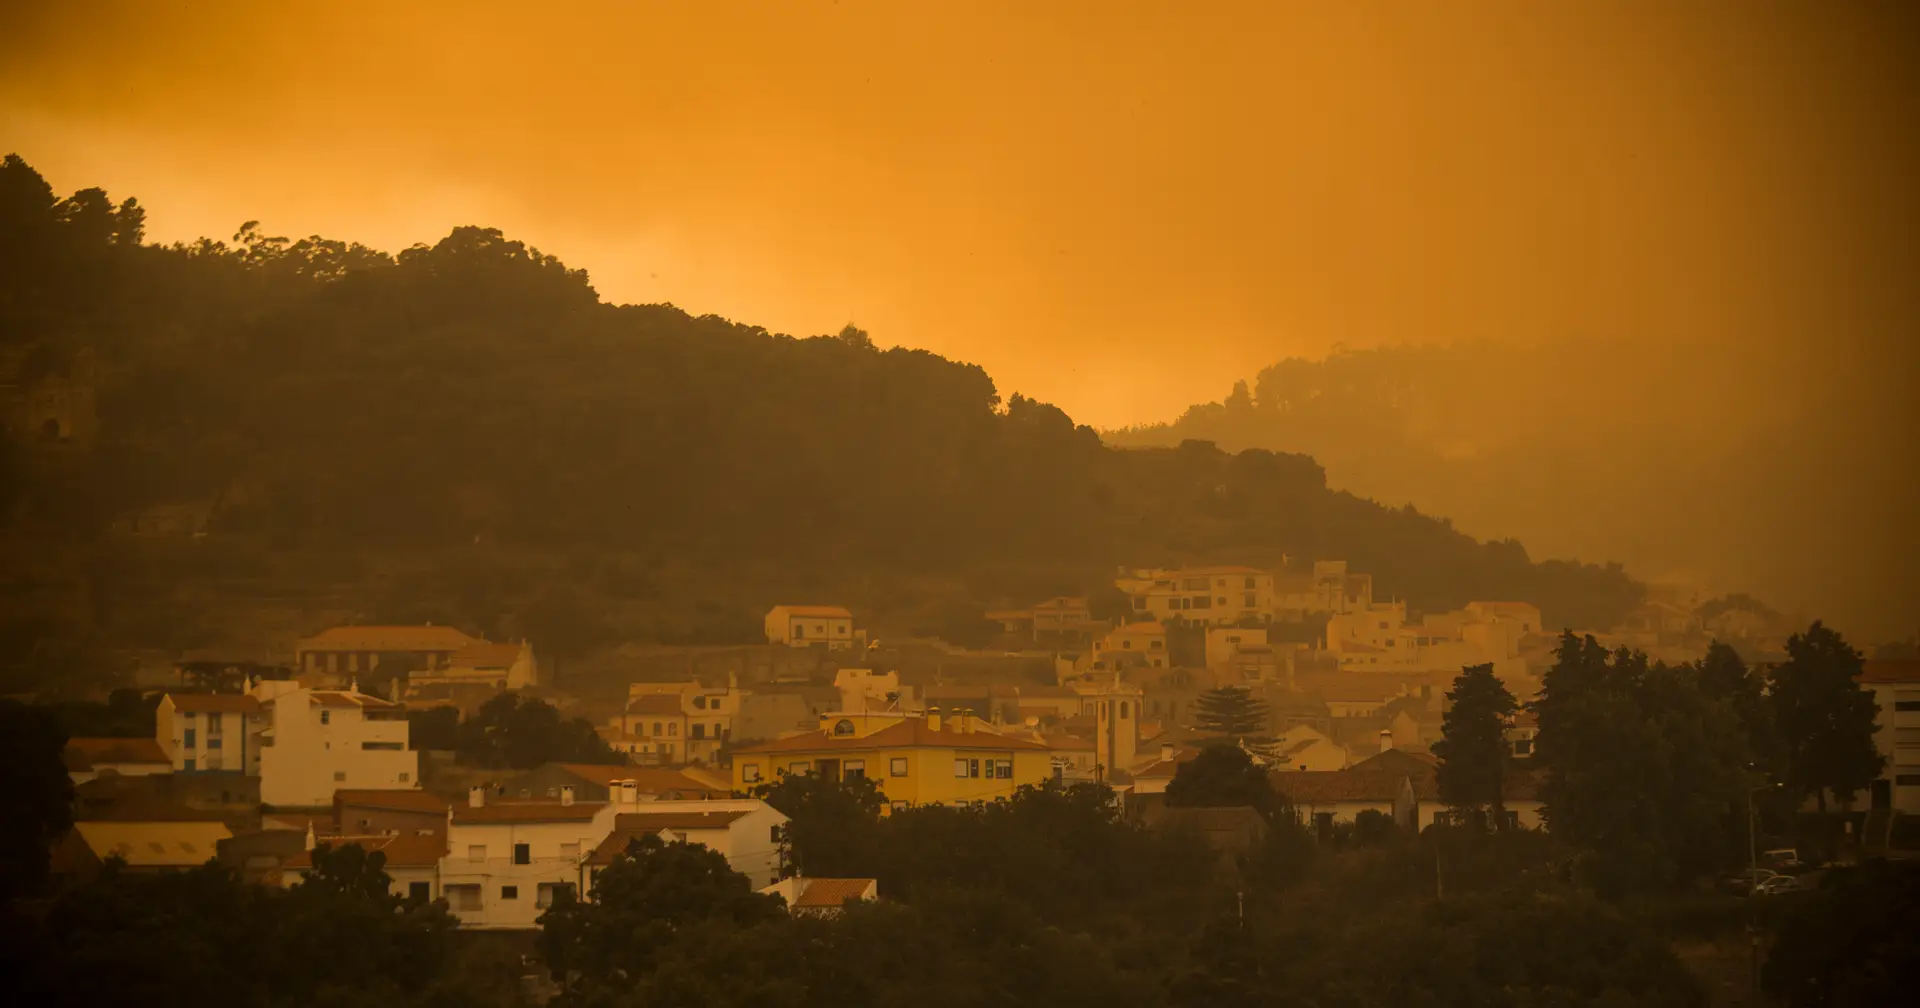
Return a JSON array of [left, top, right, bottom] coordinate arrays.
[[731, 710, 1054, 807]]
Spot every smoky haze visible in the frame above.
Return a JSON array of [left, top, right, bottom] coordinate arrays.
[[2, 1, 1914, 639]]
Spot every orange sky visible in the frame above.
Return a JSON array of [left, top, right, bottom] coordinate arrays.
[[3, 1, 1916, 637]]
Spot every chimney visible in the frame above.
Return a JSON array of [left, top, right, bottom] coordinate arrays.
[[468, 786, 485, 808], [614, 779, 638, 808], [1379, 729, 1394, 753], [927, 706, 942, 732], [1161, 743, 1175, 763], [303, 821, 316, 852], [560, 785, 575, 806]]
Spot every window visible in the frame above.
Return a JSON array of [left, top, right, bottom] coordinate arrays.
[[184, 728, 197, 748], [1378, 622, 1389, 630], [793, 624, 805, 639], [513, 843, 531, 865], [560, 841, 580, 859], [333, 771, 346, 781], [183, 758, 195, 771], [691, 723, 706, 740], [1119, 702, 1130, 719], [448, 885, 482, 911], [742, 762, 762, 783], [1132, 597, 1147, 610], [995, 760, 1013, 779], [1897, 774, 1920, 786], [1217, 597, 1227, 606], [843, 759, 866, 780], [771, 825, 781, 842], [320, 710, 331, 725], [890, 757, 908, 777], [362, 741, 403, 750], [408, 881, 431, 902], [468, 845, 486, 862], [1191, 595, 1212, 609], [788, 760, 810, 775], [833, 719, 856, 736], [1895, 728, 1920, 748], [183, 711, 196, 721], [668, 723, 678, 736], [206, 736, 222, 749], [652, 722, 662, 736], [206, 715, 222, 735], [692, 695, 707, 710], [501, 886, 518, 900], [1122, 640, 1132, 650], [536, 882, 573, 908], [1244, 593, 1257, 607], [398, 772, 410, 782], [969, 759, 981, 778], [1245, 577, 1257, 589], [954, 759, 970, 778], [1513, 739, 1534, 756], [1150, 639, 1163, 649]]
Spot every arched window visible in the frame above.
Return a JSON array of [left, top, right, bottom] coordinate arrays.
[[1119, 701, 1130, 719], [692, 695, 707, 710], [668, 723, 678, 736], [652, 722, 662, 736], [833, 719, 856, 736]]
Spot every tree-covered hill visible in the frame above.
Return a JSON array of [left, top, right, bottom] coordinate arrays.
[[0, 154, 1639, 682]]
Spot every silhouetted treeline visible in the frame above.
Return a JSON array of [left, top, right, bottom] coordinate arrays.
[[2, 155, 1641, 676]]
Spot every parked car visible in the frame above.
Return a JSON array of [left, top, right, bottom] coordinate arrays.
[[1718, 868, 1779, 896], [1754, 875, 1805, 896]]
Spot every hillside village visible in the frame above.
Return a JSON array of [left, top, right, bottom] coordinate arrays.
[[34, 555, 1919, 942]]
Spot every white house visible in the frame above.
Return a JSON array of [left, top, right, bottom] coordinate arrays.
[[765, 605, 856, 649], [156, 693, 266, 775], [256, 682, 418, 807], [409, 639, 539, 693], [437, 782, 788, 930], [1861, 660, 1920, 813], [585, 799, 788, 891], [282, 828, 447, 903], [1117, 565, 1275, 627], [440, 787, 614, 929]]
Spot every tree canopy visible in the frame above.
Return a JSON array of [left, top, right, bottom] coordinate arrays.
[[1433, 662, 1517, 822], [1767, 621, 1883, 811], [452, 692, 619, 769], [0, 153, 1646, 685]]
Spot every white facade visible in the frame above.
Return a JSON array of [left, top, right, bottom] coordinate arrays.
[[1862, 663, 1920, 813], [594, 800, 789, 890], [765, 605, 855, 648], [156, 695, 265, 775], [1119, 566, 1274, 626], [256, 683, 418, 807], [441, 794, 614, 929]]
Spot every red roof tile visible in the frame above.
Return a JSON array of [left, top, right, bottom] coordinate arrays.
[[585, 809, 757, 865], [551, 764, 726, 795], [164, 693, 263, 714], [796, 878, 875, 907], [286, 832, 447, 869], [334, 789, 449, 813]]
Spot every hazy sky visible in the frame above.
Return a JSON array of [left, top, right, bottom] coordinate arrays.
[[3, 2, 1915, 635]]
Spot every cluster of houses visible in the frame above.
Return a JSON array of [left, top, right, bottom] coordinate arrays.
[[45, 582, 1920, 934]]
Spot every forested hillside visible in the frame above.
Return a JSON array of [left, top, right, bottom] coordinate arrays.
[[0, 155, 1640, 688]]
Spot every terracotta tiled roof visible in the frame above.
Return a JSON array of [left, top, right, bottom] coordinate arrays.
[[286, 832, 447, 869], [1860, 660, 1920, 684], [586, 809, 757, 865], [334, 789, 449, 813], [1349, 748, 1439, 779], [297, 625, 477, 652], [164, 693, 264, 714], [550, 764, 726, 795], [72, 821, 232, 867], [64, 737, 169, 771], [795, 878, 875, 907], [451, 801, 606, 824], [733, 718, 1052, 756], [772, 605, 852, 618], [625, 694, 686, 716]]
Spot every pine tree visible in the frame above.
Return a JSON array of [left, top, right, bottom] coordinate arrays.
[[1433, 663, 1517, 827], [1193, 686, 1270, 739], [1768, 622, 1884, 812]]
